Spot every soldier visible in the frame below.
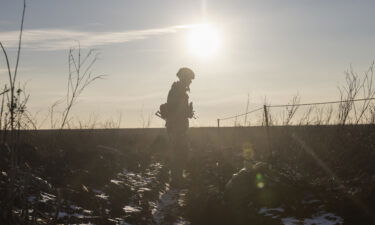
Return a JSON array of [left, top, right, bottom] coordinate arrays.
[[166, 67, 195, 187]]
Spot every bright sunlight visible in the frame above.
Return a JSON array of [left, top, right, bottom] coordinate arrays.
[[187, 24, 221, 58]]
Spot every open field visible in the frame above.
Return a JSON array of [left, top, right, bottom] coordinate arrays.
[[1, 125, 374, 224]]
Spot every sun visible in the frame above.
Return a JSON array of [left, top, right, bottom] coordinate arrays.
[[187, 24, 221, 58]]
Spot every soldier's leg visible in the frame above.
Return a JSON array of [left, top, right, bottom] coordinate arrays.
[[178, 135, 189, 178], [169, 133, 179, 185], [170, 145, 180, 185], [171, 134, 189, 187]]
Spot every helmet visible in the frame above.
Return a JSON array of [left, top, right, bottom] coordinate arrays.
[[177, 67, 195, 80]]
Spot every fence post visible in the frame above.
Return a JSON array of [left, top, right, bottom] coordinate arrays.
[[216, 118, 222, 149], [263, 104, 273, 161], [263, 105, 269, 127]]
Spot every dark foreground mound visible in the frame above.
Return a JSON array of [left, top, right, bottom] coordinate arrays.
[[0, 126, 375, 224]]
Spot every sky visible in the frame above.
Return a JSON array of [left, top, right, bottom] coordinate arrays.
[[1, 0, 375, 128]]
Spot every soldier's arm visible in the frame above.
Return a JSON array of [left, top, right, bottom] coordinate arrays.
[[167, 85, 182, 112]]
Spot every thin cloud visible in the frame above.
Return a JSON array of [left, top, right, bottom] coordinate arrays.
[[0, 67, 35, 76], [0, 21, 13, 25], [80, 92, 165, 103], [0, 24, 204, 51], [0, 69, 10, 74]]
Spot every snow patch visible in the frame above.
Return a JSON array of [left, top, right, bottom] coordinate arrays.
[[123, 205, 141, 213], [95, 193, 109, 200], [110, 179, 123, 185], [304, 212, 343, 225], [282, 217, 300, 225], [258, 207, 285, 216]]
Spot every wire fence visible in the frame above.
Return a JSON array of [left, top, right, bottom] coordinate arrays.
[[217, 97, 375, 128]]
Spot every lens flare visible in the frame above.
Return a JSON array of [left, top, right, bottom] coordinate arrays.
[[257, 182, 265, 189], [255, 173, 265, 189]]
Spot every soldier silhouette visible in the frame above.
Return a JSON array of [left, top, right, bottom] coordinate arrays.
[[163, 67, 195, 187]]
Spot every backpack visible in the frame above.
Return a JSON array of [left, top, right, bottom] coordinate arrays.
[[158, 103, 169, 120]]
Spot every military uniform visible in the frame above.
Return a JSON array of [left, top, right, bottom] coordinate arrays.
[[166, 81, 193, 186]]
